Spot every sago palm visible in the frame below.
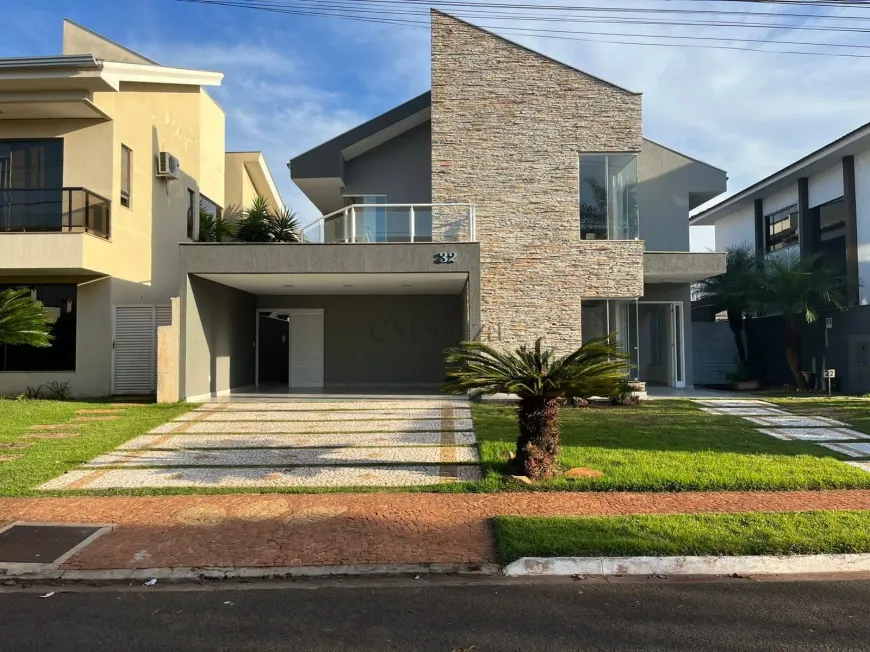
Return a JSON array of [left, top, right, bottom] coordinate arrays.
[[697, 243, 757, 365], [0, 288, 53, 347], [443, 336, 630, 480], [235, 194, 273, 243], [267, 206, 301, 243], [198, 203, 237, 243], [755, 250, 850, 390]]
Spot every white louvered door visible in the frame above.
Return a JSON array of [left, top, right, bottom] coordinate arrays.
[[113, 305, 171, 395], [289, 310, 324, 389]]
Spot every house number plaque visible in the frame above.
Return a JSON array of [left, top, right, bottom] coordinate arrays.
[[434, 252, 456, 264]]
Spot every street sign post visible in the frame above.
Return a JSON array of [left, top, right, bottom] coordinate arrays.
[[823, 369, 836, 397]]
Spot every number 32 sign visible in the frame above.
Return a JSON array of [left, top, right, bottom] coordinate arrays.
[[434, 252, 456, 264]]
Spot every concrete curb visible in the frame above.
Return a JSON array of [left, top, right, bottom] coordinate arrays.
[[502, 554, 870, 577], [1, 562, 500, 583]]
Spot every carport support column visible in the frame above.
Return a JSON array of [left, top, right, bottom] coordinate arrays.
[[843, 155, 859, 304]]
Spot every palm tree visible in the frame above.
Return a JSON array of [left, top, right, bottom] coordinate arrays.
[[235, 194, 272, 243], [0, 288, 53, 348], [443, 336, 630, 480], [198, 202, 236, 242], [755, 249, 850, 390], [697, 243, 757, 365], [267, 206, 301, 243]]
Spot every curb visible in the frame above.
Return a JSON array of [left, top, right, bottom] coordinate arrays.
[[1, 562, 500, 583], [502, 553, 870, 577]]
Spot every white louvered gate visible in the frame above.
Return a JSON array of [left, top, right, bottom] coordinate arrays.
[[289, 309, 324, 388], [113, 305, 172, 395]]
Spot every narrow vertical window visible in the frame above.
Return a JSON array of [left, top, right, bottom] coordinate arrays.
[[187, 189, 196, 240], [579, 153, 638, 240], [120, 145, 132, 208]]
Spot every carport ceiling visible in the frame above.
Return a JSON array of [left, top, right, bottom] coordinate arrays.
[[195, 272, 468, 295]]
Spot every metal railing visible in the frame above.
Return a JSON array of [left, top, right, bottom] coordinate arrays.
[[300, 203, 476, 243], [0, 187, 111, 239]]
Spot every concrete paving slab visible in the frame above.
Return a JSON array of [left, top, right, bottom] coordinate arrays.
[[118, 431, 479, 450], [756, 427, 865, 442], [149, 419, 474, 435], [39, 464, 483, 489], [847, 461, 870, 473], [174, 409, 472, 422], [697, 407, 789, 416], [819, 442, 870, 457], [743, 415, 845, 428], [194, 401, 469, 411], [692, 400, 776, 407], [84, 446, 481, 467]]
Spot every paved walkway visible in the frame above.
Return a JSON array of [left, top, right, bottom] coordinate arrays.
[[4, 490, 870, 570], [695, 399, 870, 473], [39, 399, 482, 490]]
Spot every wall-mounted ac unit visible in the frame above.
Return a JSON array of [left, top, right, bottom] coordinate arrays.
[[157, 152, 181, 180]]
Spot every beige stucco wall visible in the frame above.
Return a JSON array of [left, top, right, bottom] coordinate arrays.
[[225, 153, 258, 214], [430, 12, 645, 352], [199, 93, 226, 208]]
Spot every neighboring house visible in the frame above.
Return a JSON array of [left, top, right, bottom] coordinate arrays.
[[175, 11, 726, 401], [691, 121, 870, 393], [0, 20, 283, 398]]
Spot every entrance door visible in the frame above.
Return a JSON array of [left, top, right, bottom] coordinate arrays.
[[637, 302, 685, 388], [671, 302, 686, 389], [289, 309, 324, 389]]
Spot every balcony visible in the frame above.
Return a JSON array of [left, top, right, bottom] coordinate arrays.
[[0, 187, 111, 240], [301, 203, 476, 243]]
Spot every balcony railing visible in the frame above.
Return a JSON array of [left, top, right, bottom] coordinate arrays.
[[301, 203, 476, 243], [0, 187, 111, 239]]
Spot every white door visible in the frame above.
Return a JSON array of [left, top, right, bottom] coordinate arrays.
[[113, 305, 171, 395], [289, 310, 324, 388]]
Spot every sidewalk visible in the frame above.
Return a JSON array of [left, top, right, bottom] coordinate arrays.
[[4, 490, 870, 572]]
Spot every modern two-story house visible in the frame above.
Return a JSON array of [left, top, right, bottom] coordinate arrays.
[[172, 11, 727, 400], [691, 121, 870, 393], [0, 21, 284, 398]]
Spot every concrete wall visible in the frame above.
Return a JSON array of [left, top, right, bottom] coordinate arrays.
[[225, 154, 257, 213], [256, 294, 462, 386], [62, 20, 153, 64], [431, 12, 644, 353], [638, 140, 726, 252], [182, 274, 256, 399], [0, 277, 112, 398], [713, 204, 756, 251], [343, 123, 432, 204], [855, 149, 870, 305]]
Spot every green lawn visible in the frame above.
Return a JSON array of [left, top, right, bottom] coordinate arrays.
[[471, 400, 870, 492], [0, 399, 191, 496], [494, 511, 870, 562]]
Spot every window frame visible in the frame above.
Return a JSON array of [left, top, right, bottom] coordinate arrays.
[[764, 203, 799, 253], [120, 144, 132, 209], [579, 152, 639, 242]]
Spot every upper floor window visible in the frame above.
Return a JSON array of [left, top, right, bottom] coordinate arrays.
[[580, 153, 638, 241], [200, 195, 221, 221], [120, 145, 132, 209], [765, 204, 798, 253], [187, 189, 196, 240]]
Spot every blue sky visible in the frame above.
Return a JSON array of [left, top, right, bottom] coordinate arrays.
[[4, 0, 870, 250]]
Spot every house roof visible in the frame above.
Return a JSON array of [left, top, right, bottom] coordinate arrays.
[[691, 119, 870, 225]]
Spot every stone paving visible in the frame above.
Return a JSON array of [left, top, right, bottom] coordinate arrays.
[[40, 398, 482, 490], [693, 399, 870, 472]]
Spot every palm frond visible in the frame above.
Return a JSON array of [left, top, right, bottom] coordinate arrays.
[[234, 194, 273, 243], [0, 288, 54, 347], [268, 206, 301, 243]]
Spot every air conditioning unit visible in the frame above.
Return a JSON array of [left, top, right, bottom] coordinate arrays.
[[157, 152, 181, 180]]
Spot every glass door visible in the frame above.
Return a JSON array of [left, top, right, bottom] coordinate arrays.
[[344, 195, 386, 242], [670, 303, 686, 388]]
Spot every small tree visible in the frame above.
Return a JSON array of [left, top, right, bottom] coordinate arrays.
[[755, 250, 850, 390], [443, 336, 629, 480], [698, 243, 757, 366], [268, 206, 301, 243], [0, 288, 53, 348], [235, 194, 273, 243]]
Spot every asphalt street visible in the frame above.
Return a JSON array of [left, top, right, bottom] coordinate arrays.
[[1, 577, 868, 651]]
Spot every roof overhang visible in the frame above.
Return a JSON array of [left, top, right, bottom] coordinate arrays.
[[226, 152, 285, 214], [644, 251, 726, 283], [691, 122, 870, 225], [194, 271, 467, 295], [0, 90, 110, 119]]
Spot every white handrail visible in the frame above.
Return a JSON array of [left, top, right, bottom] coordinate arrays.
[[300, 202, 476, 243]]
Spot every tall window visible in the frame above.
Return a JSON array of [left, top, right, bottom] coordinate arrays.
[[200, 195, 221, 220], [120, 145, 132, 208], [187, 189, 196, 240], [0, 284, 76, 371], [579, 153, 638, 240], [0, 139, 64, 232], [764, 204, 799, 253]]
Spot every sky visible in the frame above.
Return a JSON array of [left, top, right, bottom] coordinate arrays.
[[4, 0, 870, 251]]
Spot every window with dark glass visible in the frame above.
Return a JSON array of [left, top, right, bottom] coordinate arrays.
[[579, 153, 638, 241], [200, 195, 221, 220], [0, 284, 76, 372], [120, 145, 132, 208], [0, 139, 64, 232], [187, 189, 196, 240], [765, 204, 799, 253]]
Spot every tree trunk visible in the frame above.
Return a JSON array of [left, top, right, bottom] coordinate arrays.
[[727, 308, 747, 365], [782, 325, 806, 390], [516, 396, 560, 480]]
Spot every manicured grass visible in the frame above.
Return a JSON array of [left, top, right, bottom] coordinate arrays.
[[767, 398, 870, 435], [471, 400, 870, 492], [0, 399, 192, 496], [494, 511, 870, 562]]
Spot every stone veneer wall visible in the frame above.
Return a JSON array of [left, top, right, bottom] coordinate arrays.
[[431, 11, 645, 352]]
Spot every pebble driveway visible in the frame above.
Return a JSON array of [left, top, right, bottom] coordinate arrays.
[[40, 399, 482, 490]]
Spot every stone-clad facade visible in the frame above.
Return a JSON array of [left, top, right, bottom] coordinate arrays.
[[430, 10, 645, 352]]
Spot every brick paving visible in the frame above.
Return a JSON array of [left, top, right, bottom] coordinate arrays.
[[3, 490, 870, 570]]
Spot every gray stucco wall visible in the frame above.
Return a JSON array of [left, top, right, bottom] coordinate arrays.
[[183, 275, 256, 398], [640, 282, 694, 387], [343, 122, 432, 204], [256, 294, 462, 386], [638, 140, 727, 252]]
